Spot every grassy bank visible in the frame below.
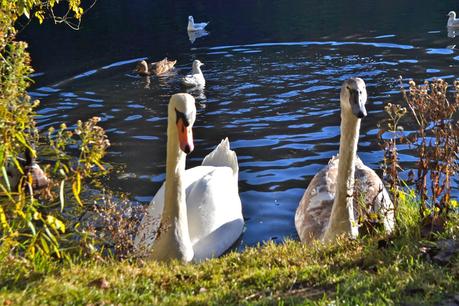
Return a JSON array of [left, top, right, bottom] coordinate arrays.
[[1, 204, 459, 305]]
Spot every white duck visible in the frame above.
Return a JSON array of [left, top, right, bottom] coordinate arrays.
[[187, 16, 209, 32], [134, 93, 243, 262], [295, 78, 394, 243], [181, 60, 206, 87], [447, 11, 459, 28]]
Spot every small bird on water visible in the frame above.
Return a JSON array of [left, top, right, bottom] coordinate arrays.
[[447, 11, 459, 28], [187, 16, 209, 32], [181, 60, 206, 88], [135, 58, 177, 76]]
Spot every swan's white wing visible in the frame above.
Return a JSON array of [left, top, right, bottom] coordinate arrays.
[[133, 166, 211, 252], [185, 166, 243, 261], [134, 165, 243, 259], [202, 138, 238, 177]]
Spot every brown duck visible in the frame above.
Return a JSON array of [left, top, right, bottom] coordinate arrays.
[[135, 58, 177, 76], [6, 146, 50, 192]]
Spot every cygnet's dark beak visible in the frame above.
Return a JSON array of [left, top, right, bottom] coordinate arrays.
[[349, 89, 367, 119]]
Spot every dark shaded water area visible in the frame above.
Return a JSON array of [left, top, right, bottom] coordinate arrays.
[[22, 0, 459, 248]]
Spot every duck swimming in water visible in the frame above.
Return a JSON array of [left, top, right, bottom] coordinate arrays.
[[135, 58, 177, 76]]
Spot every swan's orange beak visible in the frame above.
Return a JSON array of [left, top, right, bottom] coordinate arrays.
[[177, 118, 194, 154]]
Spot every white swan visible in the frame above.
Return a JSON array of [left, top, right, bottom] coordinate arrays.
[[134, 93, 243, 262], [447, 11, 459, 28], [187, 16, 209, 32], [295, 78, 394, 243], [181, 60, 206, 88]]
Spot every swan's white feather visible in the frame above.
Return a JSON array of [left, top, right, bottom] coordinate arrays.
[[186, 166, 243, 261], [202, 138, 238, 177], [134, 140, 243, 262]]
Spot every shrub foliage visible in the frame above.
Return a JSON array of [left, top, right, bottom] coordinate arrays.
[[379, 78, 459, 227], [0, 0, 107, 263]]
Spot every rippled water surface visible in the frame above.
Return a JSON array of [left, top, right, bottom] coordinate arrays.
[[25, 0, 459, 248]]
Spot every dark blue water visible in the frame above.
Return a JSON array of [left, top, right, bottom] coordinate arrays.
[[23, 0, 459, 247]]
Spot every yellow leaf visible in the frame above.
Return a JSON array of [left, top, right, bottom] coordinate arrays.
[[0, 206, 10, 232], [369, 213, 379, 221], [398, 191, 406, 203], [34, 11, 44, 24], [94, 160, 106, 171], [33, 211, 41, 220], [76, 172, 81, 194], [72, 180, 83, 206], [46, 215, 66, 234]]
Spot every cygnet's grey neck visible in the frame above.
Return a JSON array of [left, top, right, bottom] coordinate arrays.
[[323, 104, 360, 241]]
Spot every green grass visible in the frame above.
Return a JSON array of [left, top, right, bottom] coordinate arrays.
[[1, 203, 459, 305]]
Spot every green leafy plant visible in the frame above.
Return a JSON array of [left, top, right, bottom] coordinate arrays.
[[0, 0, 110, 264]]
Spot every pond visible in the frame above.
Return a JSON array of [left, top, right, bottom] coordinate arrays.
[[23, 0, 459, 248]]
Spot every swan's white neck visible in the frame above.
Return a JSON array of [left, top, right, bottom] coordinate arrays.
[[323, 106, 360, 241], [150, 114, 193, 261]]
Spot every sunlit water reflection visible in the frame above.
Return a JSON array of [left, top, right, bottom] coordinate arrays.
[[30, 39, 459, 248]]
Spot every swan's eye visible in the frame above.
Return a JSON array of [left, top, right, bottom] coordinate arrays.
[[175, 108, 190, 127]]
